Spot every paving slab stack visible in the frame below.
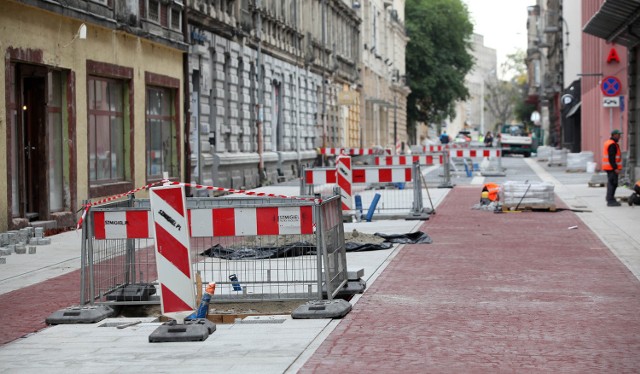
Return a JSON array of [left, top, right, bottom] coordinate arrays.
[[0, 226, 51, 262]]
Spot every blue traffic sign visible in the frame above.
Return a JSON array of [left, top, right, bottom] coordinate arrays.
[[601, 76, 622, 97]]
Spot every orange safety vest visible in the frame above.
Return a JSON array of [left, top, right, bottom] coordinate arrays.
[[602, 139, 622, 171], [482, 183, 500, 201]]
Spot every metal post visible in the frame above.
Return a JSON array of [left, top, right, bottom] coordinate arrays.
[[313, 198, 325, 300], [394, 95, 397, 154], [321, 0, 327, 165], [79, 200, 89, 305], [480, 78, 485, 135], [256, 0, 266, 184]]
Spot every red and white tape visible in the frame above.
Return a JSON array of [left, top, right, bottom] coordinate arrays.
[[76, 181, 165, 230], [78, 180, 320, 231]]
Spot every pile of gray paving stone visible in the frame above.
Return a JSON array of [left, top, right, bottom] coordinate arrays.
[[0, 227, 51, 263]]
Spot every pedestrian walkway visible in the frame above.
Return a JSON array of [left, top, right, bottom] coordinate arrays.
[[0, 157, 639, 373], [300, 186, 640, 372]]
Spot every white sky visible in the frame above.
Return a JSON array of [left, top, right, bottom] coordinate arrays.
[[463, 0, 532, 77]]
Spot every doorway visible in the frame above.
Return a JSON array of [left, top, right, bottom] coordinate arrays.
[[18, 66, 48, 221]]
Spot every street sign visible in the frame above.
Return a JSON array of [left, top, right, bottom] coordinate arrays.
[[601, 76, 622, 97], [603, 96, 620, 107]]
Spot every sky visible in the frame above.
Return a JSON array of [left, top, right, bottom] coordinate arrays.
[[463, 0, 532, 77]]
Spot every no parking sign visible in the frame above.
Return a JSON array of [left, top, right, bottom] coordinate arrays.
[[601, 76, 622, 97]]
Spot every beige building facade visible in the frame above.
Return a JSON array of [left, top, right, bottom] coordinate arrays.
[[358, 0, 410, 151], [1, 0, 186, 231]]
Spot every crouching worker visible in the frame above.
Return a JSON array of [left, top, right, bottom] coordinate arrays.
[[480, 183, 500, 205], [629, 180, 640, 206]]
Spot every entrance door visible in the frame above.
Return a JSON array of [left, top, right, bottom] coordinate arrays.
[[19, 68, 48, 221]]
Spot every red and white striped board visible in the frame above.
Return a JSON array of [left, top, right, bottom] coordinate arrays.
[[336, 155, 353, 212], [375, 155, 438, 166], [92, 210, 154, 239], [149, 185, 195, 322], [449, 148, 501, 158], [305, 166, 413, 185], [418, 143, 470, 153], [319, 147, 391, 156], [305, 168, 337, 185], [188, 206, 314, 237], [92, 206, 315, 239], [352, 167, 413, 184]]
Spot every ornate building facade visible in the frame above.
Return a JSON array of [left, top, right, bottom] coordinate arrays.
[[185, 0, 361, 189]]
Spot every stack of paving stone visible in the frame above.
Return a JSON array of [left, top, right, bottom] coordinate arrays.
[[0, 227, 51, 263], [566, 151, 594, 172], [500, 181, 555, 210]]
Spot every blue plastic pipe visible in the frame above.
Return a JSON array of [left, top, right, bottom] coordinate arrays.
[[365, 193, 381, 222]]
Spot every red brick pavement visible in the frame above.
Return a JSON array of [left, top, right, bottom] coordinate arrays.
[[302, 186, 640, 373], [0, 270, 81, 345]]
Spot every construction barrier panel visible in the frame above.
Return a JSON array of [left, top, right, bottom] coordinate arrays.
[[301, 164, 427, 219], [80, 193, 348, 306], [375, 155, 439, 166]]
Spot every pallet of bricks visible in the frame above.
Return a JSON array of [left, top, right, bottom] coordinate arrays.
[[501, 181, 556, 211]]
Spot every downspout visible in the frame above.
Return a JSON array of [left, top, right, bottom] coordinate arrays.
[[256, 0, 265, 184], [182, 5, 191, 190]]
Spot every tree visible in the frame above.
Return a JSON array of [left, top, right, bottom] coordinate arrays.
[[484, 51, 528, 131], [406, 0, 474, 143]]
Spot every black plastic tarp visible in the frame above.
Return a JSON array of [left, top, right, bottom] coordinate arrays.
[[200, 231, 432, 259], [374, 231, 433, 244]]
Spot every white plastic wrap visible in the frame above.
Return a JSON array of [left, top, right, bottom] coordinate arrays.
[[536, 146, 552, 161], [566, 151, 594, 171], [500, 181, 555, 208], [548, 148, 568, 166]]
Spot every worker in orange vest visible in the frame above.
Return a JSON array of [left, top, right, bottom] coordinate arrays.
[[481, 182, 500, 204], [603, 129, 623, 206], [629, 180, 640, 206]]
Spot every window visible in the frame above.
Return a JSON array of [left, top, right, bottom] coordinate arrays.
[[88, 77, 125, 183], [146, 86, 178, 180]]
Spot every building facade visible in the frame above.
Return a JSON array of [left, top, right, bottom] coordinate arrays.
[[185, 0, 361, 189], [358, 0, 410, 152], [1, 0, 187, 231], [583, 0, 637, 181], [450, 34, 497, 138]]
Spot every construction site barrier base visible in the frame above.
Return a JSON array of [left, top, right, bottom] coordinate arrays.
[[291, 299, 352, 319], [46, 305, 115, 325], [148, 319, 216, 343]]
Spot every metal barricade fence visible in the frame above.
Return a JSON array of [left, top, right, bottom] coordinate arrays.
[[301, 164, 426, 218], [80, 193, 348, 306]]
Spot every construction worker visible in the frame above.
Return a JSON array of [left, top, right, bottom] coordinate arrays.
[[603, 129, 623, 206], [482, 182, 500, 202], [629, 180, 640, 206]]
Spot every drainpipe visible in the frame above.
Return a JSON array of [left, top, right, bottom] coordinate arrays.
[[182, 5, 191, 190], [256, 0, 265, 184]]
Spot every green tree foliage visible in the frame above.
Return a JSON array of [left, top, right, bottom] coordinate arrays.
[[406, 0, 474, 142]]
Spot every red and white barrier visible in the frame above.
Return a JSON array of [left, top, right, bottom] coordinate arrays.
[[93, 210, 154, 239], [188, 206, 314, 237], [149, 185, 195, 322], [336, 155, 353, 212], [92, 206, 315, 239], [305, 166, 413, 185], [448, 148, 501, 158], [375, 155, 440, 166], [418, 144, 469, 153], [319, 147, 391, 156]]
